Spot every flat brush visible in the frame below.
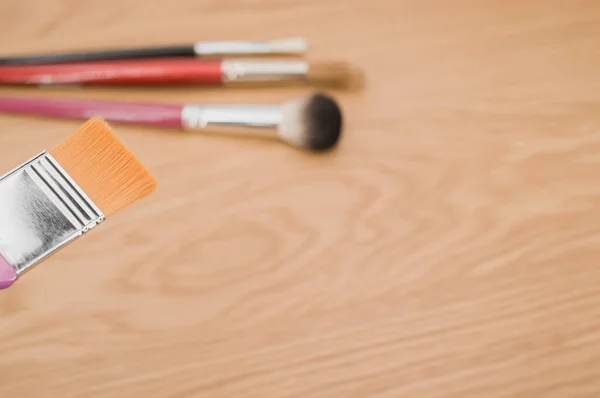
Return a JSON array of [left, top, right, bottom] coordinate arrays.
[[0, 118, 157, 290], [0, 93, 343, 151], [0, 59, 355, 89], [0, 38, 307, 65]]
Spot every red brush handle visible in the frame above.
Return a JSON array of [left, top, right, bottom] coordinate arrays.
[[0, 59, 224, 85], [0, 96, 185, 128]]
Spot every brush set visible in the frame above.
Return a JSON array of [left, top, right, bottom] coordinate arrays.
[[0, 37, 354, 152], [0, 37, 356, 290]]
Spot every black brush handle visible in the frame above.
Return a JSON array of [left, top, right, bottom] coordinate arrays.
[[0, 45, 196, 65]]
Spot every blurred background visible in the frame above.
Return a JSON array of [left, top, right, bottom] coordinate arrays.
[[1, 1, 600, 397]]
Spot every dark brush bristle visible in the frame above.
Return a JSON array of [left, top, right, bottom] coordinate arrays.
[[304, 93, 343, 151]]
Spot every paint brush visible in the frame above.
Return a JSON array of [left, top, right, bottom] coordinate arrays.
[[0, 38, 307, 65], [0, 59, 357, 89], [0, 118, 157, 290], [0, 93, 343, 151]]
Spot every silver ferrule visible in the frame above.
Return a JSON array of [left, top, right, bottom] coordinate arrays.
[[181, 105, 283, 130], [0, 152, 104, 275], [193, 37, 307, 56], [220, 60, 309, 83]]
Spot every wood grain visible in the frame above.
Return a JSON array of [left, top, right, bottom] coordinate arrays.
[[1, 0, 600, 397]]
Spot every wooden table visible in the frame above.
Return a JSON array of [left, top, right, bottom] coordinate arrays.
[[1, 1, 600, 397]]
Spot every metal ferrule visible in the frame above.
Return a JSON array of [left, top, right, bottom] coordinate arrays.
[[220, 60, 309, 83], [0, 152, 104, 275], [181, 105, 283, 130], [193, 38, 307, 56]]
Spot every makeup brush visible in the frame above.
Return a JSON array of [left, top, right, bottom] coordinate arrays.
[[0, 38, 307, 65], [0, 94, 343, 151], [0, 118, 157, 290], [0, 59, 356, 89]]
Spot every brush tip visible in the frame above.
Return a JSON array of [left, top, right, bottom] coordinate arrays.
[[307, 61, 364, 90], [278, 93, 343, 151], [49, 118, 157, 217]]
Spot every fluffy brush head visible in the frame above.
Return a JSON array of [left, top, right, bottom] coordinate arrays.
[[278, 93, 343, 151], [49, 118, 157, 217]]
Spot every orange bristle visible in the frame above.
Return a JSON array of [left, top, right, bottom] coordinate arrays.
[[49, 118, 157, 217]]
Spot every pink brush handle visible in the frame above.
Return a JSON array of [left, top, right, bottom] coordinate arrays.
[[0, 96, 184, 128], [0, 255, 17, 290]]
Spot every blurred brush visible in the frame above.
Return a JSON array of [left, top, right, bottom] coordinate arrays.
[[0, 93, 343, 152], [0, 59, 361, 89], [0, 38, 307, 65]]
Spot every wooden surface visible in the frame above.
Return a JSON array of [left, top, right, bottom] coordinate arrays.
[[1, 1, 600, 397]]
